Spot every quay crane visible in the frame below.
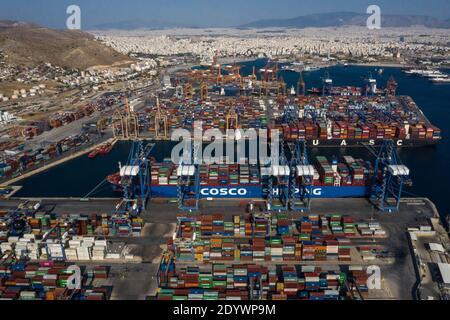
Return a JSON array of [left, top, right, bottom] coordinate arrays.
[[265, 135, 291, 212], [157, 253, 176, 287], [282, 104, 299, 125], [365, 140, 412, 212], [386, 76, 398, 96], [6, 201, 41, 237], [42, 222, 73, 261], [288, 140, 314, 212], [297, 71, 306, 96], [154, 97, 169, 139], [177, 140, 201, 212], [115, 141, 154, 216], [363, 73, 378, 97], [322, 72, 333, 96]]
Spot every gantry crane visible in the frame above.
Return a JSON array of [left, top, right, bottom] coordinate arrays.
[[226, 106, 239, 130], [175, 85, 184, 99], [154, 97, 168, 139], [260, 80, 269, 97], [265, 135, 291, 212], [277, 77, 287, 97], [322, 72, 333, 97], [364, 72, 377, 97], [116, 141, 155, 216], [157, 252, 176, 287], [282, 104, 299, 127], [42, 221, 74, 261], [288, 140, 314, 212], [200, 82, 209, 100], [112, 98, 139, 139], [297, 71, 306, 96], [249, 66, 257, 81], [386, 76, 398, 96], [365, 140, 412, 212], [177, 140, 201, 212], [184, 83, 193, 100], [260, 62, 279, 82], [5, 201, 40, 237]]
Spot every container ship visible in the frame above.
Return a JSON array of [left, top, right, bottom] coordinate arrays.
[[107, 156, 374, 199], [272, 95, 441, 147], [148, 89, 441, 147]]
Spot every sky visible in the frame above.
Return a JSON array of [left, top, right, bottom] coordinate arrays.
[[0, 0, 449, 29]]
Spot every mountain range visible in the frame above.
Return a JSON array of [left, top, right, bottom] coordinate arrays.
[[240, 12, 450, 29], [82, 12, 450, 30]]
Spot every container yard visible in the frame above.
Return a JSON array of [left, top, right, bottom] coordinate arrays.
[[0, 196, 446, 301], [156, 263, 370, 300], [168, 212, 386, 265], [0, 261, 111, 300]]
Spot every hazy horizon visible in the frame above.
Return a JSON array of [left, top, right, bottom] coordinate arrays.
[[0, 0, 449, 30]]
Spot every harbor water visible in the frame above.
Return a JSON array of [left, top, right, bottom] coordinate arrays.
[[15, 62, 450, 218]]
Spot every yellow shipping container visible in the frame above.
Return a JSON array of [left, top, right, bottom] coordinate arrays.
[[234, 249, 240, 260], [276, 282, 284, 292], [195, 254, 203, 262]]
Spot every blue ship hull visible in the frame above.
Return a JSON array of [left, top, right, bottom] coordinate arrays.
[[149, 185, 370, 199]]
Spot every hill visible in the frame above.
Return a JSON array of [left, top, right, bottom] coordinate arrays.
[[0, 20, 133, 69], [240, 12, 450, 29]]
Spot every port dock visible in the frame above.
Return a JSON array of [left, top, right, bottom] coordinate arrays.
[[2, 138, 118, 187], [0, 196, 444, 300]]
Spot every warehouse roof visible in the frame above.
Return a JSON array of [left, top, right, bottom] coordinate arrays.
[[438, 263, 450, 285]]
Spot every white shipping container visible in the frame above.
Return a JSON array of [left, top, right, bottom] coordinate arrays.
[[8, 236, 20, 243], [106, 253, 120, 259]]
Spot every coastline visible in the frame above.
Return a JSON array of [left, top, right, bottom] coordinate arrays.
[[2, 138, 118, 187], [349, 62, 406, 68]]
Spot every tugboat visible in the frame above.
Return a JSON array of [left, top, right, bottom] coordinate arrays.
[[88, 149, 99, 159], [98, 143, 113, 155], [88, 142, 113, 159], [307, 87, 322, 95]]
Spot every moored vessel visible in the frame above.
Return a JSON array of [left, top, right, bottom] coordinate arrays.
[[107, 155, 376, 199]]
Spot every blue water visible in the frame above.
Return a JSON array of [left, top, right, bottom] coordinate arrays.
[[15, 61, 450, 218]]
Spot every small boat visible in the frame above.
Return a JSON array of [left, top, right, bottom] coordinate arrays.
[[290, 86, 296, 95], [308, 87, 322, 95], [431, 77, 450, 83], [98, 143, 113, 155], [88, 143, 113, 159], [88, 150, 99, 159]]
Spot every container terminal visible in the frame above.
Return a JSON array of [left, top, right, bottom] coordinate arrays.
[[0, 62, 443, 194], [0, 197, 448, 300], [0, 60, 448, 301]]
